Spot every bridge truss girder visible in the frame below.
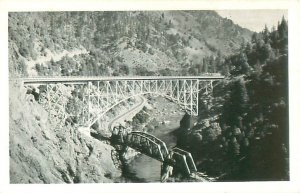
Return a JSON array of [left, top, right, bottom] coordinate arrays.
[[112, 127, 169, 162], [126, 132, 165, 162], [31, 79, 215, 128], [85, 79, 214, 127], [112, 127, 198, 178], [131, 131, 169, 160]]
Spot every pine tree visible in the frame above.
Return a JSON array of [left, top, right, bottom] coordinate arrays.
[[262, 25, 270, 43], [278, 16, 288, 40], [260, 42, 275, 62], [222, 78, 249, 127], [278, 16, 288, 54], [239, 53, 251, 75]]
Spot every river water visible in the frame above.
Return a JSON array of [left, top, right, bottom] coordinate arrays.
[[125, 105, 184, 182]]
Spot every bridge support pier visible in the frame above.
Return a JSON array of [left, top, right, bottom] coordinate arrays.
[[161, 162, 173, 182]]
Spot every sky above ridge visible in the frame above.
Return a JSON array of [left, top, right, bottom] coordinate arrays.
[[216, 10, 288, 32]]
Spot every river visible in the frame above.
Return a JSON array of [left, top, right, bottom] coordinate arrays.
[[123, 97, 185, 182]]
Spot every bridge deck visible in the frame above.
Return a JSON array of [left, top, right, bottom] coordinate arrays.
[[15, 75, 225, 84]]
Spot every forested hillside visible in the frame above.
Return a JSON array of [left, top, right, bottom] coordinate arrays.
[[177, 17, 289, 181], [8, 11, 252, 77], [9, 11, 289, 183]]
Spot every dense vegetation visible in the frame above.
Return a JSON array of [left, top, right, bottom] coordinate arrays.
[[9, 11, 251, 77], [177, 17, 288, 181]]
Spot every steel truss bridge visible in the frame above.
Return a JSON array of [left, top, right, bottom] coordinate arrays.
[[20, 75, 224, 127], [112, 126, 198, 181]]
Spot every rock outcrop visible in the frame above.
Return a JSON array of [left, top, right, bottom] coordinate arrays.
[[9, 82, 121, 183]]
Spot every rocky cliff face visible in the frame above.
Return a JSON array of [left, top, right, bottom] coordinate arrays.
[[9, 82, 121, 183]]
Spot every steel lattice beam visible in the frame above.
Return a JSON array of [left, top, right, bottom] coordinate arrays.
[[23, 76, 223, 127], [126, 132, 165, 162], [86, 79, 213, 127], [131, 131, 169, 159]]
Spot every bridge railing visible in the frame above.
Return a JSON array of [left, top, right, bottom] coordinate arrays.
[[18, 75, 225, 84]]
